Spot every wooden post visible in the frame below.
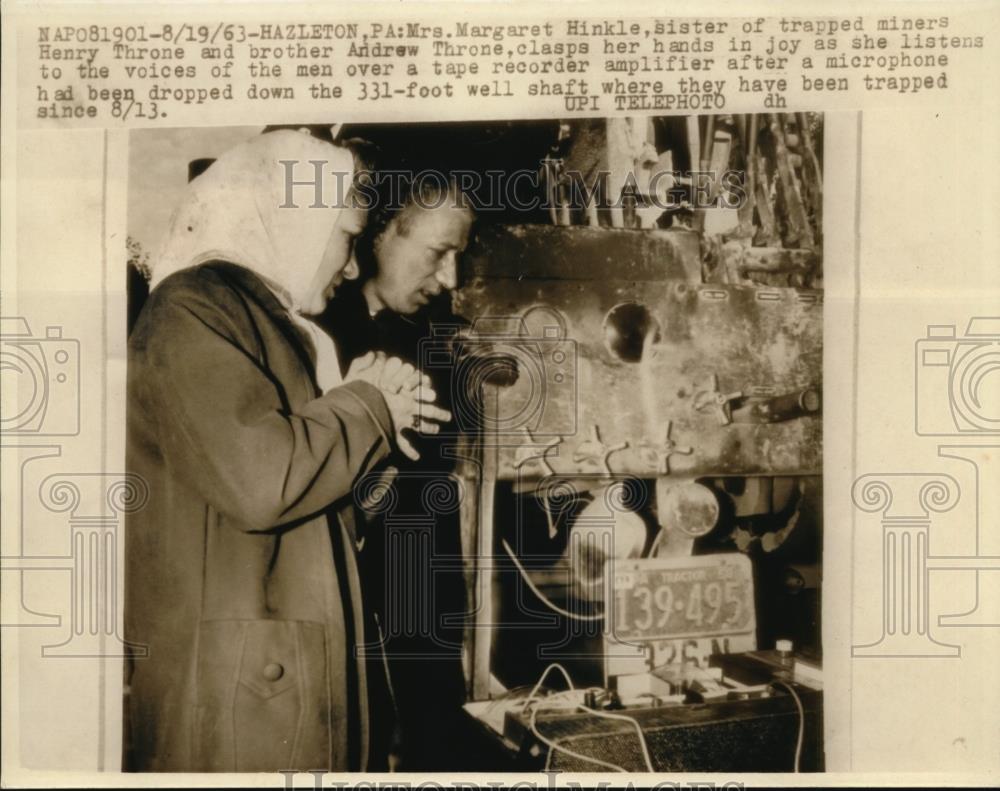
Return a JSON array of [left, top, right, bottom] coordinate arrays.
[[470, 385, 500, 700]]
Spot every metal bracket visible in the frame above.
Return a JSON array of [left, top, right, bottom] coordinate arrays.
[[637, 419, 693, 475], [693, 373, 743, 426], [512, 427, 562, 478], [572, 424, 629, 475], [513, 428, 565, 539]]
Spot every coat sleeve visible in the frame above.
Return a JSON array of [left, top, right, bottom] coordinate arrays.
[[134, 272, 395, 531]]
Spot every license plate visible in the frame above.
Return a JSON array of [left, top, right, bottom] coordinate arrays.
[[607, 554, 755, 642]]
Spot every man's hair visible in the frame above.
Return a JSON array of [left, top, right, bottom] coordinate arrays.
[[351, 153, 475, 281], [384, 174, 473, 235], [261, 131, 475, 281]]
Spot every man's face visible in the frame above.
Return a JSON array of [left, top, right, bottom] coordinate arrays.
[[370, 202, 474, 315]]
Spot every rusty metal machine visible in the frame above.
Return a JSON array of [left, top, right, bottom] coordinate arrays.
[[437, 221, 823, 771]]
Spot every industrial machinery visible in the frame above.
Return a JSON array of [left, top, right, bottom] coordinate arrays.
[[441, 219, 823, 772]]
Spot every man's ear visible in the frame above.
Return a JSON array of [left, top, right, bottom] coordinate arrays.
[[374, 216, 400, 251]]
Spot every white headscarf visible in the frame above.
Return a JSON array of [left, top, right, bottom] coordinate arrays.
[[151, 131, 355, 391]]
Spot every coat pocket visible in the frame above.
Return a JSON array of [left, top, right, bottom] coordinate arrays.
[[195, 619, 331, 771]]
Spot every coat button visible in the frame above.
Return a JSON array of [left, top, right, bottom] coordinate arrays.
[[262, 662, 284, 681]]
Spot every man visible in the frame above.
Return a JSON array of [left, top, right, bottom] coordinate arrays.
[[322, 175, 472, 355], [319, 173, 475, 464], [316, 173, 478, 770]]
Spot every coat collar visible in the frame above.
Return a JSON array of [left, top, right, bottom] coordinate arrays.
[[202, 261, 324, 396]]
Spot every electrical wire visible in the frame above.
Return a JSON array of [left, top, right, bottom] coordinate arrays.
[[574, 702, 656, 772], [483, 684, 536, 715], [770, 680, 805, 772], [532, 698, 657, 772], [522, 662, 575, 710], [501, 538, 603, 621], [530, 702, 630, 773], [525, 663, 656, 773], [523, 664, 626, 772]]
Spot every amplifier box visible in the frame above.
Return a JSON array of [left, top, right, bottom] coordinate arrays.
[[503, 685, 822, 772]]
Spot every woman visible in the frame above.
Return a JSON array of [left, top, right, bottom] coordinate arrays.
[[124, 131, 448, 772]]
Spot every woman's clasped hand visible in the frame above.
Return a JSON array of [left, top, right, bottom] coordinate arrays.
[[345, 351, 451, 460]]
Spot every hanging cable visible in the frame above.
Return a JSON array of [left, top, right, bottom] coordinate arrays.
[[574, 702, 656, 772], [521, 662, 575, 710], [531, 703, 630, 773], [771, 680, 805, 772], [501, 538, 603, 622], [525, 663, 656, 773]]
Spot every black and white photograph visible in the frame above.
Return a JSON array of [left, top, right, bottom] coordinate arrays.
[[123, 114, 824, 773], [4, 2, 999, 786]]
